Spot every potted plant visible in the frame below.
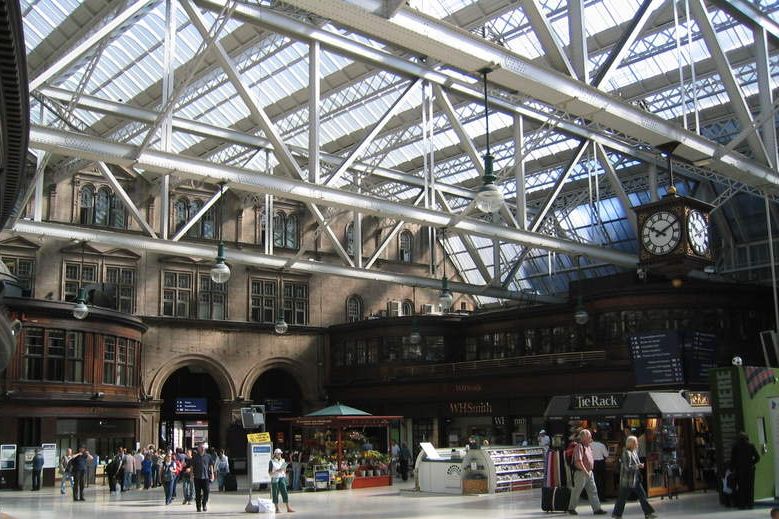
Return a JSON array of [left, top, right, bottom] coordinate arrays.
[[341, 471, 355, 489]]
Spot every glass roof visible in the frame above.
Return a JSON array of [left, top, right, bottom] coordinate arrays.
[[22, 0, 779, 305]]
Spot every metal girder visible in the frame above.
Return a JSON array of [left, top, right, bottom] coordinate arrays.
[[309, 40, 321, 184], [567, 0, 588, 82], [755, 28, 779, 171], [594, 143, 637, 235], [29, 0, 156, 91], [96, 162, 158, 238], [711, 0, 779, 42], [521, 0, 576, 77], [324, 79, 420, 187], [38, 86, 477, 201], [591, 0, 663, 87], [436, 191, 492, 283], [29, 125, 637, 267], [278, 0, 779, 193], [530, 142, 589, 233], [182, 0, 354, 267], [13, 220, 554, 302], [689, 0, 770, 165], [171, 185, 228, 241], [364, 190, 425, 269]]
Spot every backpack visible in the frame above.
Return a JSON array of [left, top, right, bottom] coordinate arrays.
[[173, 459, 184, 476]]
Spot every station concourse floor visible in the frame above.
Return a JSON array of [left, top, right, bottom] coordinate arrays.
[[0, 477, 775, 519]]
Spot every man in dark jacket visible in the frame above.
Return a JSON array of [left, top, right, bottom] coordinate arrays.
[[31, 449, 44, 490], [730, 432, 760, 510], [70, 446, 93, 502], [191, 444, 215, 512]]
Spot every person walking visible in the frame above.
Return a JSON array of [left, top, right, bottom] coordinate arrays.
[[399, 443, 412, 481], [192, 444, 215, 512], [134, 449, 144, 489], [121, 448, 135, 491], [390, 440, 400, 477], [290, 451, 302, 491], [730, 431, 760, 510], [151, 448, 161, 488], [160, 452, 177, 505], [591, 433, 610, 502], [567, 429, 608, 516], [70, 446, 93, 502], [215, 449, 230, 491], [180, 448, 194, 505], [269, 448, 295, 513], [59, 448, 73, 494], [31, 449, 44, 491], [106, 449, 121, 493], [142, 452, 153, 489], [611, 435, 656, 519]]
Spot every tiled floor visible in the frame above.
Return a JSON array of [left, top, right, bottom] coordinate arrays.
[[0, 477, 775, 518]]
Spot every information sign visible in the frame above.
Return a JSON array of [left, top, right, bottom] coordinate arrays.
[[628, 331, 684, 386], [41, 443, 56, 469], [175, 398, 207, 414], [683, 331, 718, 384], [247, 432, 271, 444], [0, 444, 16, 470], [249, 443, 271, 485]]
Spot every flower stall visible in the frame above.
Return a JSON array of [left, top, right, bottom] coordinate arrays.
[[283, 403, 402, 489]]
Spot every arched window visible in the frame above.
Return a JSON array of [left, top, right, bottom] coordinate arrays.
[[273, 211, 285, 248], [285, 214, 299, 249], [254, 205, 265, 246], [79, 185, 95, 225], [402, 299, 414, 317], [345, 222, 354, 256], [109, 192, 125, 229], [174, 197, 189, 233], [94, 187, 111, 226], [187, 199, 203, 238], [201, 206, 216, 239], [399, 230, 413, 263], [346, 295, 363, 323]]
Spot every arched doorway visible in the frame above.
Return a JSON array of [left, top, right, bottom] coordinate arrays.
[[160, 366, 223, 451], [250, 369, 302, 451]]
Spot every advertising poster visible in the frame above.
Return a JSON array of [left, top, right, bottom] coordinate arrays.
[[41, 443, 57, 469], [249, 443, 271, 485], [0, 444, 16, 470]]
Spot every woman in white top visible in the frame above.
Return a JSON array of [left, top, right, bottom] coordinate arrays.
[[268, 449, 295, 513]]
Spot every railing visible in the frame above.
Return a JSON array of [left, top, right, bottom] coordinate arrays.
[[330, 351, 609, 385]]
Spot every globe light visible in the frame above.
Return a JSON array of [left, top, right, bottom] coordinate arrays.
[[474, 153, 503, 213], [574, 307, 589, 325], [10, 319, 21, 337], [73, 288, 89, 320], [409, 330, 422, 345], [274, 317, 289, 335], [210, 242, 231, 283], [731, 355, 743, 367], [438, 276, 454, 312]]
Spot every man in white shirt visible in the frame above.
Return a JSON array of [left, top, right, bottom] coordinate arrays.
[[590, 433, 609, 502], [538, 430, 550, 453]]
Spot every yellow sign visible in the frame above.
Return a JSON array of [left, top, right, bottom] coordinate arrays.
[[247, 432, 271, 444]]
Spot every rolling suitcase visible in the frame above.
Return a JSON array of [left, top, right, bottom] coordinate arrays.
[[541, 486, 571, 512], [223, 473, 238, 491]]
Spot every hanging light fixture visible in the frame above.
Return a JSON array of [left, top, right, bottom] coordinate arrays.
[[409, 317, 421, 345], [274, 273, 288, 334], [73, 242, 89, 320], [210, 182, 231, 284], [573, 256, 589, 325], [438, 228, 454, 312], [474, 68, 503, 214]]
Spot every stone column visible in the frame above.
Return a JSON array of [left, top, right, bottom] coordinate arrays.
[[140, 400, 162, 448], [220, 399, 246, 449]]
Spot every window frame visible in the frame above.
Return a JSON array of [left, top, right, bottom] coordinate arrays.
[[399, 230, 413, 263], [346, 294, 363, 323], [2, 256, 35, 297]]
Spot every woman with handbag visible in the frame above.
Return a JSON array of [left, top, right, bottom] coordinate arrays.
[[611, 436, 657, 519]]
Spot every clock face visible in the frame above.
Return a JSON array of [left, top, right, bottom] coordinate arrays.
[[687, 209, 709, 255], [641, 211, 681, 255]]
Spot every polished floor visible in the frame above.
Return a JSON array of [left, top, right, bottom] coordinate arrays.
[[0, 477, 775, 518]]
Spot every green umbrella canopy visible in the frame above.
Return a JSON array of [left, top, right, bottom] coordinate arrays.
[[305, 403, 371, 416]]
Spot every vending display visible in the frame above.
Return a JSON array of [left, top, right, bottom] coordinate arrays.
[[461, 446, 545, 493]]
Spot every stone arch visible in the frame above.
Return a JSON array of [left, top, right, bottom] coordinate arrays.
[[239, 357, 316, 403], [147, 353, 237, 401]]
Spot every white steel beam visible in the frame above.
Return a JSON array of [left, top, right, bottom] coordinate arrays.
[[689, 0, 770, 164], [514, 114, 527, 229], [567, 0, 588, 82], [594, 143, 638, 235], [324, 79, 420, 187], [160, 0, 177, 240], [14, 220, 560, 303], [755, 27, 778, 171], [436, 191, 492, 283], [521, 0, 576, 77], [29, 125, 637, 267], [182, 0, 354, 267], [591, 0, 663, 87], [96, 162, 158, 238], [275, 0, 778, 192], [711, 0, 779, 42], [170, 185, 228, 241], [364, 190, 425, 269], [530, 142, 589, 233], [309, 40, 321, 184], [29, 0, 155, 91]]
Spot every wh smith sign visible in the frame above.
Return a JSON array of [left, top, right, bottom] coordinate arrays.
[[570, 393, 625, 410]]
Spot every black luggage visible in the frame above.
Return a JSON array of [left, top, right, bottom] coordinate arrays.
[[223, 473, 238, 492], [541, 486, 571, 512]]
